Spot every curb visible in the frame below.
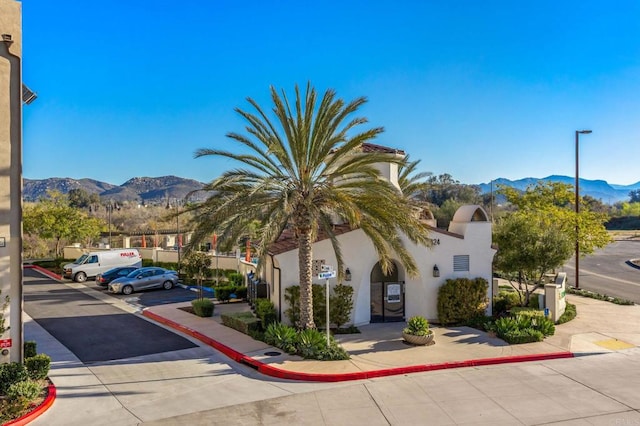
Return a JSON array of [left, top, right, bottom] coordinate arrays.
[[4, 382, 56, 426], [23, 264, 63, 281], [142, 310, 575, 383]]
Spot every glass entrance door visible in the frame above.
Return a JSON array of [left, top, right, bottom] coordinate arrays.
[[370, 281, 405, 323], [370, 261, 405, 323]]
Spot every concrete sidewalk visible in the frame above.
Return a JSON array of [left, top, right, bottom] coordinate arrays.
[[25, 288, 640, 425], [142, 295, 640, 381]]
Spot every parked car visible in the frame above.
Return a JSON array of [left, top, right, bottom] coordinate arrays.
[[108, 267, 179, 295], [96, 266, 140, 287]]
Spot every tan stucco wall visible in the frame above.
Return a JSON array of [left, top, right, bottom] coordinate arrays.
[[0, 0, 22, 363]]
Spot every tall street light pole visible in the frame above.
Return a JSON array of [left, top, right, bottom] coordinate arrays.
[[176, 200, 181, 271], [107, 201, 113, 248], [575, 129, 592, 290]]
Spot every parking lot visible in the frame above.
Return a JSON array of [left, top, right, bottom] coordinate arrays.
[[23, 268, 198, 363]]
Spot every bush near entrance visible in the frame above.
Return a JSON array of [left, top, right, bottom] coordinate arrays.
[[437, 277, 489, 325]]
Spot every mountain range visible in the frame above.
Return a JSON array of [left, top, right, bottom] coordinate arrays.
[[23, 174, 640, 205], [477, 175, 640, 204], [23, 176, 205, 203]]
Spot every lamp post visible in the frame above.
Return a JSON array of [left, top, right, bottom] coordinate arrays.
[[176, 200, 181, 270], [575, 129, 592, 290], [167, 198, 183, 270], [107, 201, 113, 248]]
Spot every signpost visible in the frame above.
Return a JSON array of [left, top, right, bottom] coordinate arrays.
[[318, 268, 336, 346]]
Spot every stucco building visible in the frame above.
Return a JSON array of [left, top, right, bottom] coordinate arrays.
[[259, 143, 496, 326], [0, 0, 24, 362]]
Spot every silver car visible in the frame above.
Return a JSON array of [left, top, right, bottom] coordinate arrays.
[[108, 267, 179, 295]]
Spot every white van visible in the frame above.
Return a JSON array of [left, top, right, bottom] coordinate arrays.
[[63, 249, 143, 283]]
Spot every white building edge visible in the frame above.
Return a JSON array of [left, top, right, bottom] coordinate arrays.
[[259, 143, 497, 325]]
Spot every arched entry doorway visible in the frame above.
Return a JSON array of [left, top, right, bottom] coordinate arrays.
[[370, 261, 405, 322]]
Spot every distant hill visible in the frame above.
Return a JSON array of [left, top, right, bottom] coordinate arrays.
[[23, 176, 206, 203], [477, 176, 640, 204]]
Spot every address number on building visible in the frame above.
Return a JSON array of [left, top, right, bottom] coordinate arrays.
[[0, 339, 12, 348]]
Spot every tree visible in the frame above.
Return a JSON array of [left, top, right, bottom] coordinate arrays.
[[495, 182, 611, 301], [68, 188, 100, 209], [329, 284, 354, 329], [629, 189, 640, 203], [183, 252, 212, 299], [620, 202, 640, 217], [422, 173, 480, 206], [186, 83, 431, 329], [23, 191, 104, 257], [433, 199, 461, 229], [493, 213, 573, 305]]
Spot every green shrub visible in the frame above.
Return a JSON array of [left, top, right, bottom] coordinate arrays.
[[567, 288, 635, 305], [255, 298, 277, 329], [329, 284, 354, 329], [191, 298, 214, 317], [223, 269, 240, 279], [6, 379, 41, 402], [284, 286, 300, 327], [557, 302, 577, 324], [234, 286, 248, 300], [403, 316, 430, 336], [228, 272, 244, 287], [332, 325, 361, 334], [315, 342, 350, 361], [510, 307, 543, 317], [501, 328, 544, 344], [24, 340, 37, 359], [494, 311, 555, 344], [284, 284, 326, 328], [437, 277, 489, 325], [528, 295, 540, 309], [215, 286, 235, 303], [295, 328, 329, 359], [533, 316, 556, 336], [154, 261, 179, 272], [493, 290, 522, 315], [0, 362, 29, 394], [464, 315, 494, 331], [25, 354, 51, 380], [221, 312, 261, 335], [264, 323, 298, 354], [142, 258, 154, 267]]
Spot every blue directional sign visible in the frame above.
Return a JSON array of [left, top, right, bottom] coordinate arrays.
[[318, 270, 336, 279]]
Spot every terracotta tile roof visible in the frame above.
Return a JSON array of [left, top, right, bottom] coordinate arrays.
[[268, 224, 354, 255], [268, 223, 463, 256], [360, 143, 405, 155], [426, 225, 464, 240]]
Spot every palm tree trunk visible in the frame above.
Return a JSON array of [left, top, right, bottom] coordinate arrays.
[[298, 226, 315, 329]]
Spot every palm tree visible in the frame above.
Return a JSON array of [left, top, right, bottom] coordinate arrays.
[[398, 155, 432, 203], [187, 83, 431, 329]]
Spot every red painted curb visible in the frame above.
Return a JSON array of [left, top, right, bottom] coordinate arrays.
[[142, 310, 575, 382], [4, 383, 56, 426], [23, 264, 63, 281]]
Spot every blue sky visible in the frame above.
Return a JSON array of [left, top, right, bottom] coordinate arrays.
[[22, 1, 640, 186]]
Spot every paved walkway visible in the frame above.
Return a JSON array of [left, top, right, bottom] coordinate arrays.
[[142, 295, 640, 381]]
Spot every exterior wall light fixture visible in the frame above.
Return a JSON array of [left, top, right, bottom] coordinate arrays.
[[345, 268, 352, 281], [433, 265, 440, 277]]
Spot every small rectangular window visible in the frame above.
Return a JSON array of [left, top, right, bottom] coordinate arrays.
[[453, 255, 470, 272]]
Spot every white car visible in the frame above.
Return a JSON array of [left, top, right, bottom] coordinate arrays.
[[108, 267, 179, 295]]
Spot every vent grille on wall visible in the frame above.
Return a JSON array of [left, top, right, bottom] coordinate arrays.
[[453, 255, 470, 272]]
